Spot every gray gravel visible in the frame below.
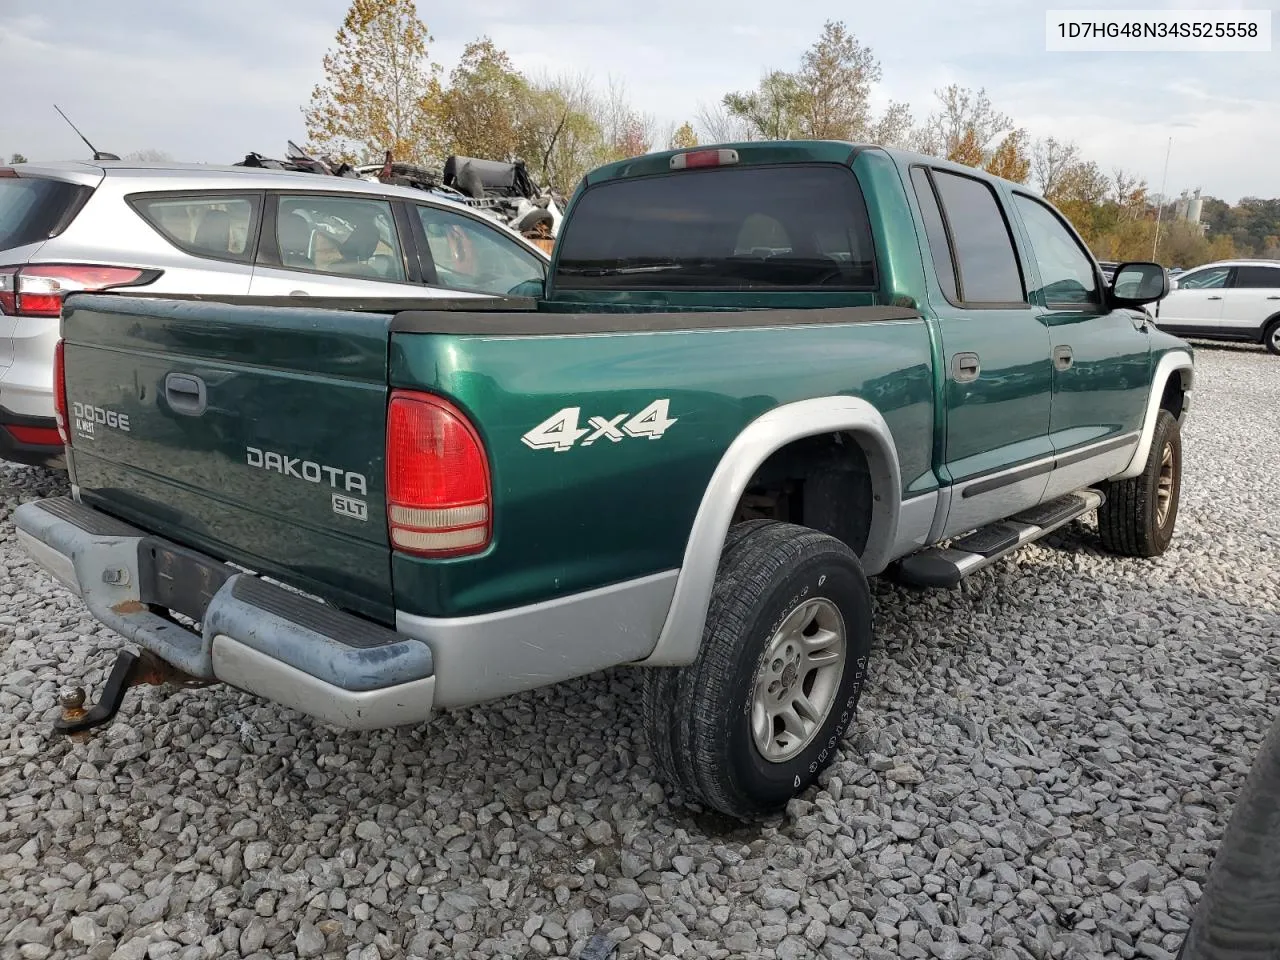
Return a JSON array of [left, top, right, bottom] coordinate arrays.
[[1, 342, 1277, 960]]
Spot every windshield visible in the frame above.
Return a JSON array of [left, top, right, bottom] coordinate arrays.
[[553, 163, 877, 291], [0, 177, 88, 252]]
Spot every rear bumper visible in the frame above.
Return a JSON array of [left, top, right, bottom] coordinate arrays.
[[0, 407, 64, 469], [14, 497, 435, 729]]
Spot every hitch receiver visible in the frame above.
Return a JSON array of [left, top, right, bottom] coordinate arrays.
[[55, 649, 211, 736]]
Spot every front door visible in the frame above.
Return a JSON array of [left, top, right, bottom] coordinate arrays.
[[1153, 264, 1230, 336], [1009, 191, 1151, 501], [909, 166, 1053, 539]]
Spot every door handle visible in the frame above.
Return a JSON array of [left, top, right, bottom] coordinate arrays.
[[1268, 296, 1280, 301], [1206, 295, 1222, 300], [164, 372, 207, 416], [952, 352, 980, 383], [1053, 345, 1074, 371]]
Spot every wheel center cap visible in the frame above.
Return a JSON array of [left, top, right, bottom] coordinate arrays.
[[780, 662, 798, 690]]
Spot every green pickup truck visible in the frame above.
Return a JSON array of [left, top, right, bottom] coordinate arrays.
[[16, 141, 1193, 819]]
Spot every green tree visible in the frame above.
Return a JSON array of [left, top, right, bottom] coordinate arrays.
[[304, 0, 442, 164], [9, 152, 27, 164], [723, 71, 806, 140], [440, 38, 529, 160]]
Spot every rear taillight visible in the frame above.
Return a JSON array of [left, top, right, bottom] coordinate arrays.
[[53, 339, 69, 446], [0, 264, 159, 318], [386, 390, 491, 557]]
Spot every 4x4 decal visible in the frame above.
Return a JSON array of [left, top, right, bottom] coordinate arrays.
[[521, 399, 678, 453]]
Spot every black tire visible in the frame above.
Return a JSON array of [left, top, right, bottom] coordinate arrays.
[[1176, 711, 1280, 960], [1263, 318, 1280, 356], [642, 520, 873, 819], [516, 208, 554, 234], [1098, 409, 1182, 558]]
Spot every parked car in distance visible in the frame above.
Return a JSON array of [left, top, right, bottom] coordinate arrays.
[[1151, 258, 1280, 355], [18, 140, 1193, 820], [0, 161, 550, 467]]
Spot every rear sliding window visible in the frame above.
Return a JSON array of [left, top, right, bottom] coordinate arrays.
[[0, 177, 88, 252], [554, 164, 877, 290]]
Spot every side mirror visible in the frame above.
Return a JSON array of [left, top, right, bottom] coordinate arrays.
[[1109, 261, 1169, 306]]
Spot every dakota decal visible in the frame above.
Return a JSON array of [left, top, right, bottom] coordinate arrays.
[[246, 446, 367, 494]]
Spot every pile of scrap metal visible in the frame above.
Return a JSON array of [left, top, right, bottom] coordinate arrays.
[[234, 143, 563, 249]]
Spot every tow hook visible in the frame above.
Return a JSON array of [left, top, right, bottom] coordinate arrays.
[[55, 649, 211, 737]]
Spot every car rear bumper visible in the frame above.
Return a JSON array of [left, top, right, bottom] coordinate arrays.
[[14, 496, 435, 729], [0, 407, 64, 468]]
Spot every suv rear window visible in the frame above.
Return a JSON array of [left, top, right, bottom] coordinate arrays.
[[554, 164, 877, 291], [0, 177, 88, 253], [132, 194, 259, 263]]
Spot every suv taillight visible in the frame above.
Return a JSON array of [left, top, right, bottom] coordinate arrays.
[[53, 339, 69, 446], [0, 264, 160, 318], [386, 390, 491, 557]]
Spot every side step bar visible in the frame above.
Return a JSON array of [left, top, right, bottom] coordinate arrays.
[[896, 489, 1104, 588]]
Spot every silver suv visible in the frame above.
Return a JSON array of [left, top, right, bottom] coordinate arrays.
[[0, 161, 551, 467]]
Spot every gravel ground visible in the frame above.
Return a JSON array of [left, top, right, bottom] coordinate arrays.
[[1, 342, 1277, 960]]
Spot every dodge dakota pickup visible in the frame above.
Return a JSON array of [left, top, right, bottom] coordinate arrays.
[[16, 140, 1193, 819]]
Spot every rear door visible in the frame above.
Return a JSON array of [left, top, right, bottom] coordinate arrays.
[[61, 294, 395, 622], [1221, 264, 1280, 339], [908, 165, 1053, 538], [249, 191, 431, 298]]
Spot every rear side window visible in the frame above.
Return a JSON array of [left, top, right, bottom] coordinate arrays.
[[929, 170, 1025, 305], [0, 177, 88, 252], [133, 194, 258, 263], [275, 195, 405, 281], [1233, 265, 1280, 288], [554, 164, 877, 290]]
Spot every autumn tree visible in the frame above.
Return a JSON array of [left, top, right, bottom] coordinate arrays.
[[723, 71, 806, 140], [515, 73, 609, 195], [439, 38, 529, 160], [668, 122, 698, 149], [984, 130, 1030, 183], [304, 0, 442, 164]]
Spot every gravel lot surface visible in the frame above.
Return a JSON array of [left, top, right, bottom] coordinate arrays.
[[1, 342, 1277, 960]]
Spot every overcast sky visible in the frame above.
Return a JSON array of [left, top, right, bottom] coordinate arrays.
[[3, 0, 1275, 202]]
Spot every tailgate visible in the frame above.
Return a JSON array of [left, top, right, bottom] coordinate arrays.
[[61, 294, 394, 623]]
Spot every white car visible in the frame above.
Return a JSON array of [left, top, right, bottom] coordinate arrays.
[[0, 160, 551, 467], [1151, 259, 1280, 356]]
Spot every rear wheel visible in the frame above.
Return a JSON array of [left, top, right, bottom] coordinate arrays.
[[641, 521, 873, 819], [1098, 409, 1182, 557], [1264, 318, 1280, 356]]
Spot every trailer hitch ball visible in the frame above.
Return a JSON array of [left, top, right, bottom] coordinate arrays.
[[52, 649, 211, 738]]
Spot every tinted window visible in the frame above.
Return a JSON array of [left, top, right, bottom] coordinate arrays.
[[1176, 267, 1230, 289], [1233, 265, 1280, 288], [931, 170, 1024, 304], [134, 194, 258, 262], [1012, 193, 1099, 307], [0, 178, 87, 252], [554, 164, 876, 290], [909, 167, 958, 302], [275, 195, 405, 281], [416, 205, 545, 295]]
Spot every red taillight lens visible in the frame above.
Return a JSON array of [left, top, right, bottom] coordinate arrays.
[[5, 424, 63, 446], [0, 264, 157, 318], [386, 390, 491, 557], [670, 148, 740, 170], [53, 339, 69, 446]]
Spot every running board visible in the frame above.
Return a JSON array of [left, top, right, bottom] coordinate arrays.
[[896, 489, 1105, 588]]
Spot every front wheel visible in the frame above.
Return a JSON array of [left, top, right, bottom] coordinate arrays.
[[641, 521, 873, 819], [1098, 409, 1182, 557]]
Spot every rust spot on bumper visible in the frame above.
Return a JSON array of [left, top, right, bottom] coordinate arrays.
[[111, 600, 147, 614]]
